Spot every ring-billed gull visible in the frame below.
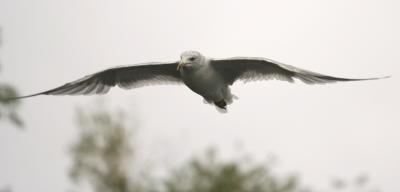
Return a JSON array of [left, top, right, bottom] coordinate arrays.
[[12, 50, 387, 111]]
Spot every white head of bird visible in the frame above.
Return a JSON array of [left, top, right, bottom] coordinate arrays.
[[177, 50, 205, 70]]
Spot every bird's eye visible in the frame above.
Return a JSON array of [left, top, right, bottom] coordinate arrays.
[[189, 57, 196, 61]]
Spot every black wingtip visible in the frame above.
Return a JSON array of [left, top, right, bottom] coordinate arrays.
[[321, 75, 391, 82], [3, 93, 45, 101], [379, 75, 391, 79], [357, 75, 391, 81]]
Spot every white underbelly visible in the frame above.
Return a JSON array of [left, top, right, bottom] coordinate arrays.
[[182, 68, 225, 101]]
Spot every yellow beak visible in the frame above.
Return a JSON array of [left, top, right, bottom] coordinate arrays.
[[177, 61, 185, 71]]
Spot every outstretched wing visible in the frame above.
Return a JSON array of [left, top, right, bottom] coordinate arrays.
[[14, 62, 182, 99], [210, 57, 386, 85]]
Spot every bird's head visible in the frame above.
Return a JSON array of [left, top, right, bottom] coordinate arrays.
[[177, 51, 204, 70]]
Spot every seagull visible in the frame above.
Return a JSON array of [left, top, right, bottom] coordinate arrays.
[[13, 51, 387, 111]]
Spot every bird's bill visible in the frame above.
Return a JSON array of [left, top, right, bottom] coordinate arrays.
[[177, 61, 194, 70], [177, 62, 186, 70]]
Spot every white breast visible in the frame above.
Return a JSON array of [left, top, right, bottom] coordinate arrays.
[[180, 63, 226, 101]]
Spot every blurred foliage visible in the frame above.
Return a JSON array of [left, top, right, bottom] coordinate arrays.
[[69, 106, 138, 192], [0, 82, 22, 127], [0, 27, 23, 128], [164, 149, 305, 192], [328, 174, 380, 192], [69, 105, 380, 192], [70, 106, 308, 192]]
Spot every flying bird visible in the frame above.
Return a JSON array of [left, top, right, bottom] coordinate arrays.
[[13, 51, 387, 111]]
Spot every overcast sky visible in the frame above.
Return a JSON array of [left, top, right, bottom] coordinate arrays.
[[0, 0, 399, 192]]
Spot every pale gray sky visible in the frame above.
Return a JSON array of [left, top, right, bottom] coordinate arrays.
[[0, 0, 399, 192]]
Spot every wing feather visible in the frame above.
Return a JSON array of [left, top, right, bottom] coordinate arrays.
[[13, 62, 182, 99], [210, 57, 385, 85]]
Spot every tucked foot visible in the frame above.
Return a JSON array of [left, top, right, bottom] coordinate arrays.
[[214, 99, 227, 110]]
